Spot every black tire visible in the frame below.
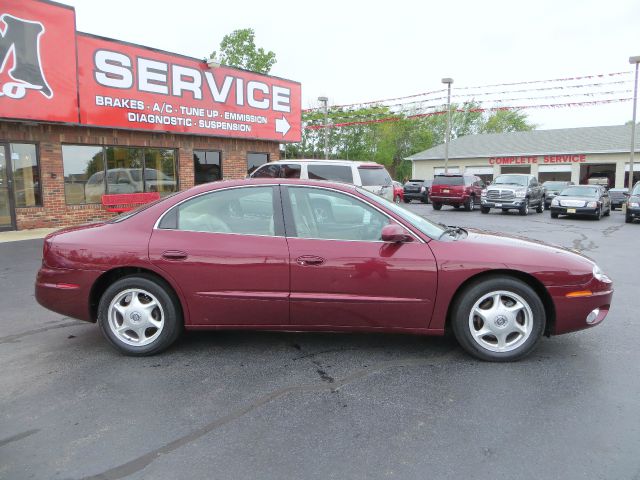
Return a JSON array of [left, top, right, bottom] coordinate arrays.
[[626, 213, 633, 223], [550, 212, 559, 219], [464, 196, 475, 211], [394, 195, 401, 205], [611, 206, 616, 211], [535, 201, 543, 213], [594, 208, 602, 220], [604, 206, 610, 217], [403, 198, 411, 204], [453, 204, 460, 209], [451, 276, 546, 362], [420, 198, 428, 204], [432, 203, 442, 211], [98, 274, 183, 356], [480, 206, 490, 214], [519, 199, 529, 216]]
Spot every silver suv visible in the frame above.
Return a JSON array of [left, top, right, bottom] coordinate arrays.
[[480, 174, 544, 215], [249, 160, 394, 201]]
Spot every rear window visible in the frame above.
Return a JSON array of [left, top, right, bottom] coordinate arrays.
[[433, 175, 464, 186], [358, 167, 392, 186], [252, 164, 280, 178], [307, 164, 353, 183]]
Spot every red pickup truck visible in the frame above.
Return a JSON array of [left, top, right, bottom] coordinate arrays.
[[430, 174, 485, 211]]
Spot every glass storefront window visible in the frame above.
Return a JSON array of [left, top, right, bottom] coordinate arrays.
[[194, 150, 222, 185], [62, 145, 178, 204], [145, 148, 177, 195], [10, 144, 41, 207], [247, 152, 269, 175], [62, 145, 104, 204]]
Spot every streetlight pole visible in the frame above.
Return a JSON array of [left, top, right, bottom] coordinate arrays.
[[442, 78, 454, 174], [628, 57, 640, 193], [318, 96, 329, 160]]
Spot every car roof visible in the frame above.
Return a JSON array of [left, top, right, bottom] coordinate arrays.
[[265, 159, 383, 167], [185, 178, 361, 197]]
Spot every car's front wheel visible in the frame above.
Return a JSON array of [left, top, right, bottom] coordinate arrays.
[[519, 199, 529, 216], [480, 206, 490, 214], [432, 203, 442, 210], [98, 275, 182, 356], [451, 276, 545, 361]]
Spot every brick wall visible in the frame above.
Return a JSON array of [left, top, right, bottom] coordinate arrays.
[[0, 121, 280, 230]]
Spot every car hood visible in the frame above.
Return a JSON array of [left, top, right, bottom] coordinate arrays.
[[432, 228, 596, 286], [553, 195, 596, 204]]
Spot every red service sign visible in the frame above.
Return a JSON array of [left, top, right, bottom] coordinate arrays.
[[0, 0, 78, 123], [77, 34, 301, 142]]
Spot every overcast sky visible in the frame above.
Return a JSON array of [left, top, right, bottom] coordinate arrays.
[[64, 0, 640, 130]]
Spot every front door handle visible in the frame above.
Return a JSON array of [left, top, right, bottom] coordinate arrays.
[[161, 250, 188, 261], [296, 255, 325, 266]]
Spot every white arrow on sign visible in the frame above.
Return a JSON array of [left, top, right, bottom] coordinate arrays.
[[275, 116, 290, 136]]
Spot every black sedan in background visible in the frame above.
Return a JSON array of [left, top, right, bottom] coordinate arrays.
[[550, 185, 611, 220], [608, 188, 628, 210], [626, 182, 640, 223], [403, 179, 431, 203], [543, 180, 572, 209]]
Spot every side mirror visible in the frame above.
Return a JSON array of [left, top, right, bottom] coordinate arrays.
[[381, 224, 413, 243]]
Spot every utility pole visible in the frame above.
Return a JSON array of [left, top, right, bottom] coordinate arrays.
[[442, 78, 454, 174], [318, 96, 329, 159], [628, 57, 640, 192]]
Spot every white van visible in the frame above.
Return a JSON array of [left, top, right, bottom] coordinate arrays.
[[249, 159, 394, 201]]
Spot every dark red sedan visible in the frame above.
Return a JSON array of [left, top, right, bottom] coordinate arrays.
[[36, 179, 613, 361]]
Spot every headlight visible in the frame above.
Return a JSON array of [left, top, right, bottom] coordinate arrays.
[[481, 189, 487, 197], [586, 201, 598, 208], [515, 191, 526, 198], [631, 202, 639, 207], [593, 264, 611, 283], [420, 186, 426, 193], [551, 197, 560, 206]]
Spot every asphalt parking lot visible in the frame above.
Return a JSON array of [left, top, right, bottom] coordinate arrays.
[[1, 205, 639, 480]]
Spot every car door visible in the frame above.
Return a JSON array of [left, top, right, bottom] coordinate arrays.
[[282, 185, 438, 330], [148, 185, 290, 326], [529, 177, 541, 204]]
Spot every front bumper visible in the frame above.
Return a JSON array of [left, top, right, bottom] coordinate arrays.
[[627, 206, 640, 218], [549, 278, 613, 334], [481, 198, 525, 209], [550, 206, 597, 216]]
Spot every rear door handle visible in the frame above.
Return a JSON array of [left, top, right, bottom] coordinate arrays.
[[161, 250, 188, 261], [296, 255, 325, 266]]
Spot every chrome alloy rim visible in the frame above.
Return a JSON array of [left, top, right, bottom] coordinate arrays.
[[469, 197, 474, 210], [108, 289, 164, 347], [468, 290, 533, 353]]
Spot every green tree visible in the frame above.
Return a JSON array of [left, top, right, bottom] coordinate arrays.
[[481, 109, 535, 134], [210, 28, 276, 74]]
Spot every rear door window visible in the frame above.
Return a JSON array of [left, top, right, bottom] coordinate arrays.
[[280, 164, 301, 178], [358, 167, 391, 186], [252, 164, 280, 178], [307, 164, 353, 183], [433, 176, 464, 186]]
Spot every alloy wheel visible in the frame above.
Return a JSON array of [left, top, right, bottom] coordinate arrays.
[[108, 288, 165, 347]]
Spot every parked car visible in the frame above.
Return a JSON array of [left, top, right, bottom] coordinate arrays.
[[587, 175, 611, 188], [481, 174, 544, 215], [35, 179, 613, 362], [625, 182, 640, 223], [550, 185, 611, 220], [542, 180, 573, 209], [392, 181, 404, 204], [249, 159, 394, 201], [608, 188, 628, 210], [403, 179, 430, 203], [429, 174, 484, 211], [85, 168, 176, 199]]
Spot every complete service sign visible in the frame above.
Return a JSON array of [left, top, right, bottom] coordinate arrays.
[[1, 0, 302, 143]]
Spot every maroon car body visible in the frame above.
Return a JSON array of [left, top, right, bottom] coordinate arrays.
[[35, 179, 612, 360], [429, 174, 484, 211]]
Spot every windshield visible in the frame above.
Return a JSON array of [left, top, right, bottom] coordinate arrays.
[[493, 174, 528, 186], [433, 175, 464, 186], [560, 186, 599, 197], [358, 167, 392, 186], [357, 187, 446, 239], [633, 184, 640, 195], [110, 192, 179, 223]]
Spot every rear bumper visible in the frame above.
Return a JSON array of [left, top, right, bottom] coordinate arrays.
[[430, 195, 467, 205], [549, 282, 613, 334], [404, 191, 427, 201], [35, 266, 102, 322]]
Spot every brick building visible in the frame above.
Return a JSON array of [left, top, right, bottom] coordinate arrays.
[[0, 0, 300, 231]]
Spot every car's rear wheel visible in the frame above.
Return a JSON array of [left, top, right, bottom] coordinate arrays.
[[480, 206, 490, 214], [432, 203, 442, 210], [394, 195, 401, 204], [451, 276, 545, 362], [98, 275, 182, 356]]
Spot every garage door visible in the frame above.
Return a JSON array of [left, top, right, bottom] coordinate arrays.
[[539, 164, 571, 173], [434, 167, 460, 175]]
